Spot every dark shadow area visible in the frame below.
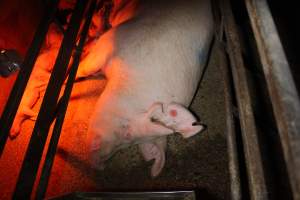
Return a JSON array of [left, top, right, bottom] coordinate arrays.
[[267, 0, 300, 94]]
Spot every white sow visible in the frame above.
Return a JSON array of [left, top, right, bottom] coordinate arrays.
[[77, 0, 214, 177]]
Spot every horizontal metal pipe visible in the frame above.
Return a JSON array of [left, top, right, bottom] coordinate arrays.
[[50, 191, 196, 199]]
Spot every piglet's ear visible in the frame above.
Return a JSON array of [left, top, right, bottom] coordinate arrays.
[[149, 102, 206, 138]]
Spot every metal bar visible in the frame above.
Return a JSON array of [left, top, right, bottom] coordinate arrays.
[[34, 1, 97, 199], [210, 2, 242, 197], [49, 191, 196, 200], [221, 0, 268, 199], [0, 0, 59, 156], [218, 41, 242, 199], [12, 0, 89, 199], [245, 1, 300, 199]]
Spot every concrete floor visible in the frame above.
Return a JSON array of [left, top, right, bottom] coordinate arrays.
[[0, 43, 229, 200]]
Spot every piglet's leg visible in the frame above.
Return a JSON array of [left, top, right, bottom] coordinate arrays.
[[139, 137, 167, 177], [9, 87, 42, 138], [9, 106, 38, 138]]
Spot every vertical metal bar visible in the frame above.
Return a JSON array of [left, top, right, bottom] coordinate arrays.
[[210, 2, 242, 197], [12, 0, 89, 199], [0, 0, 59, 156], [221, 0, 268, 199], [34, 1, 97, 199], [218, 42, 242, 199], [245, 1, 300, 199]]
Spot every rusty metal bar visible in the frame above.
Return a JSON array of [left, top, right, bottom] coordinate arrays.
[[0, 0, 59, 156], [12, 0, 89, 198], [245, 1, 300, 199], [34, 0, 97, 199], [218, 41, 242, 199], [221, 0, 268, 199], [211, 1, 242, 198]]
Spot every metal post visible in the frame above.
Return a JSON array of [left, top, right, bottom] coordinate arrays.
[[245, 1, 300, 199], [221, 0, 268, 199], [35, 0, 97, 199], [0, 0, 59, 156], [12, 0, 89, 198]]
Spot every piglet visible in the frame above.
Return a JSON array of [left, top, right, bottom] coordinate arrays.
[[77, 0, 214, 177], [10, 24, 63, 138]]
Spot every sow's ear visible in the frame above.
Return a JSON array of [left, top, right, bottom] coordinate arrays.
[[144, 103, 174, 137], [148, 102, 206, 138]]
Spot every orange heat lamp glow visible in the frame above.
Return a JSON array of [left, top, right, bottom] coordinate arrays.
[[0, 1, 141, 198]]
